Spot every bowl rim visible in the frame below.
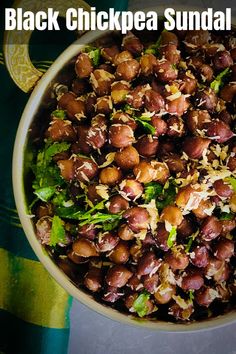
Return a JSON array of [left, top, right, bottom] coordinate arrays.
[[12, 9, 236, 332]]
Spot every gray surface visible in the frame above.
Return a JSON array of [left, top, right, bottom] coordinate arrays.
[[69, 0, 236, 353], [69, 300, 236, 354]]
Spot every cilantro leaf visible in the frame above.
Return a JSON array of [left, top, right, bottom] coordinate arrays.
[[167, 226, 177, 248], [56, 205, 83, 219], [144, 47, 156, 55], [219, 212, 234, 221], [185, 230, 199, 252], [49, 215, 66, 246], [86, 47, 100, 66], [55, 201, 122, 226], [52, 190, 70, 207], [155, 183, 176, 210], [144, 29, 167, 55], [79, 213, 121, 226], [51, 109, 66, 119], [103, 218, 120, 231], [133, 292, 151, 317], [189, 290, 194, 301], [228, 177, 236, 192], [44, 142, 71, 162], [135, 118, 156, 135], [32, 141, 70, 191], [34, 186, 57, 202], [210, 68, 231, 93], [185, 236, 194, 253], [144, 182, 176, 210], [144, 182, 163, 203]]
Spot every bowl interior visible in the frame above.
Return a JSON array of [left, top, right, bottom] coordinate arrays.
[[13, 26, 236, 332]]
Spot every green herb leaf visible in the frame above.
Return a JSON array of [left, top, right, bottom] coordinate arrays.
[[167, 226, 177, 248], [219, 212, 234, 221], [123, 104, 134, 113], [144, 47, 156, 55], [144, 182, 176, 209], [32, 141, 70, 191], [189, 290, 194, 301], [88, 48, 100, 66], [144, 182, 163, 203], [103, 218, 120, 231], [136, 118, 156, 135], [210, 68, 231, 93], [51, 109, 66, 119], [185, 236, 194, 253], [52, 190, 69, 207], [79, 213, 121, 226], [34, 186, 57, 202], [50, 215, 66, 246], [55, 201, 122, 226], [185, 230, 199, 252], [228, 177, 236, 192], [56, 205, 83, 219], [133, 292, 151, 318], [155, 183, 176, 210], [44, 142, 71, 162], [144, 29, 167, 55]]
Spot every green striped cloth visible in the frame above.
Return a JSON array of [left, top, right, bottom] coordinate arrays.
[[0, 55, 72, 353], [0, 0, 128, 353]]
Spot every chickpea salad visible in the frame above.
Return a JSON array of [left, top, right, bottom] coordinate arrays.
[[31, 28, 236, 322]]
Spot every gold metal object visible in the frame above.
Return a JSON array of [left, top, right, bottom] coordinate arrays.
[[3, 0, 90, 92]]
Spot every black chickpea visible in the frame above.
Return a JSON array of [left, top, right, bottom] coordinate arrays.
[[119, 179, 143, 200], [75, 53, 93, 78], [109, 241, 130, 264], [96, 232, 119, 252], [84, 267, 102, 292], [190, 245, 209, 268], [118, 224, 134, 241], [160, 44, 180, 64], [135, 135, 159, 157], [114, 146, 140, 170], [112, 112, 137, 131], [99, 166, 122, 186], [111, 81, 130, 104], [154, 59, 178, 82], [109, 124, 135, 148], [213, 50, 233, 70], [47, 118, 77, 142], [116, 59, 140, 81], [108, 195, 129, 214], [105, 265, 133, 288], [123, 207, 149, 232]]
